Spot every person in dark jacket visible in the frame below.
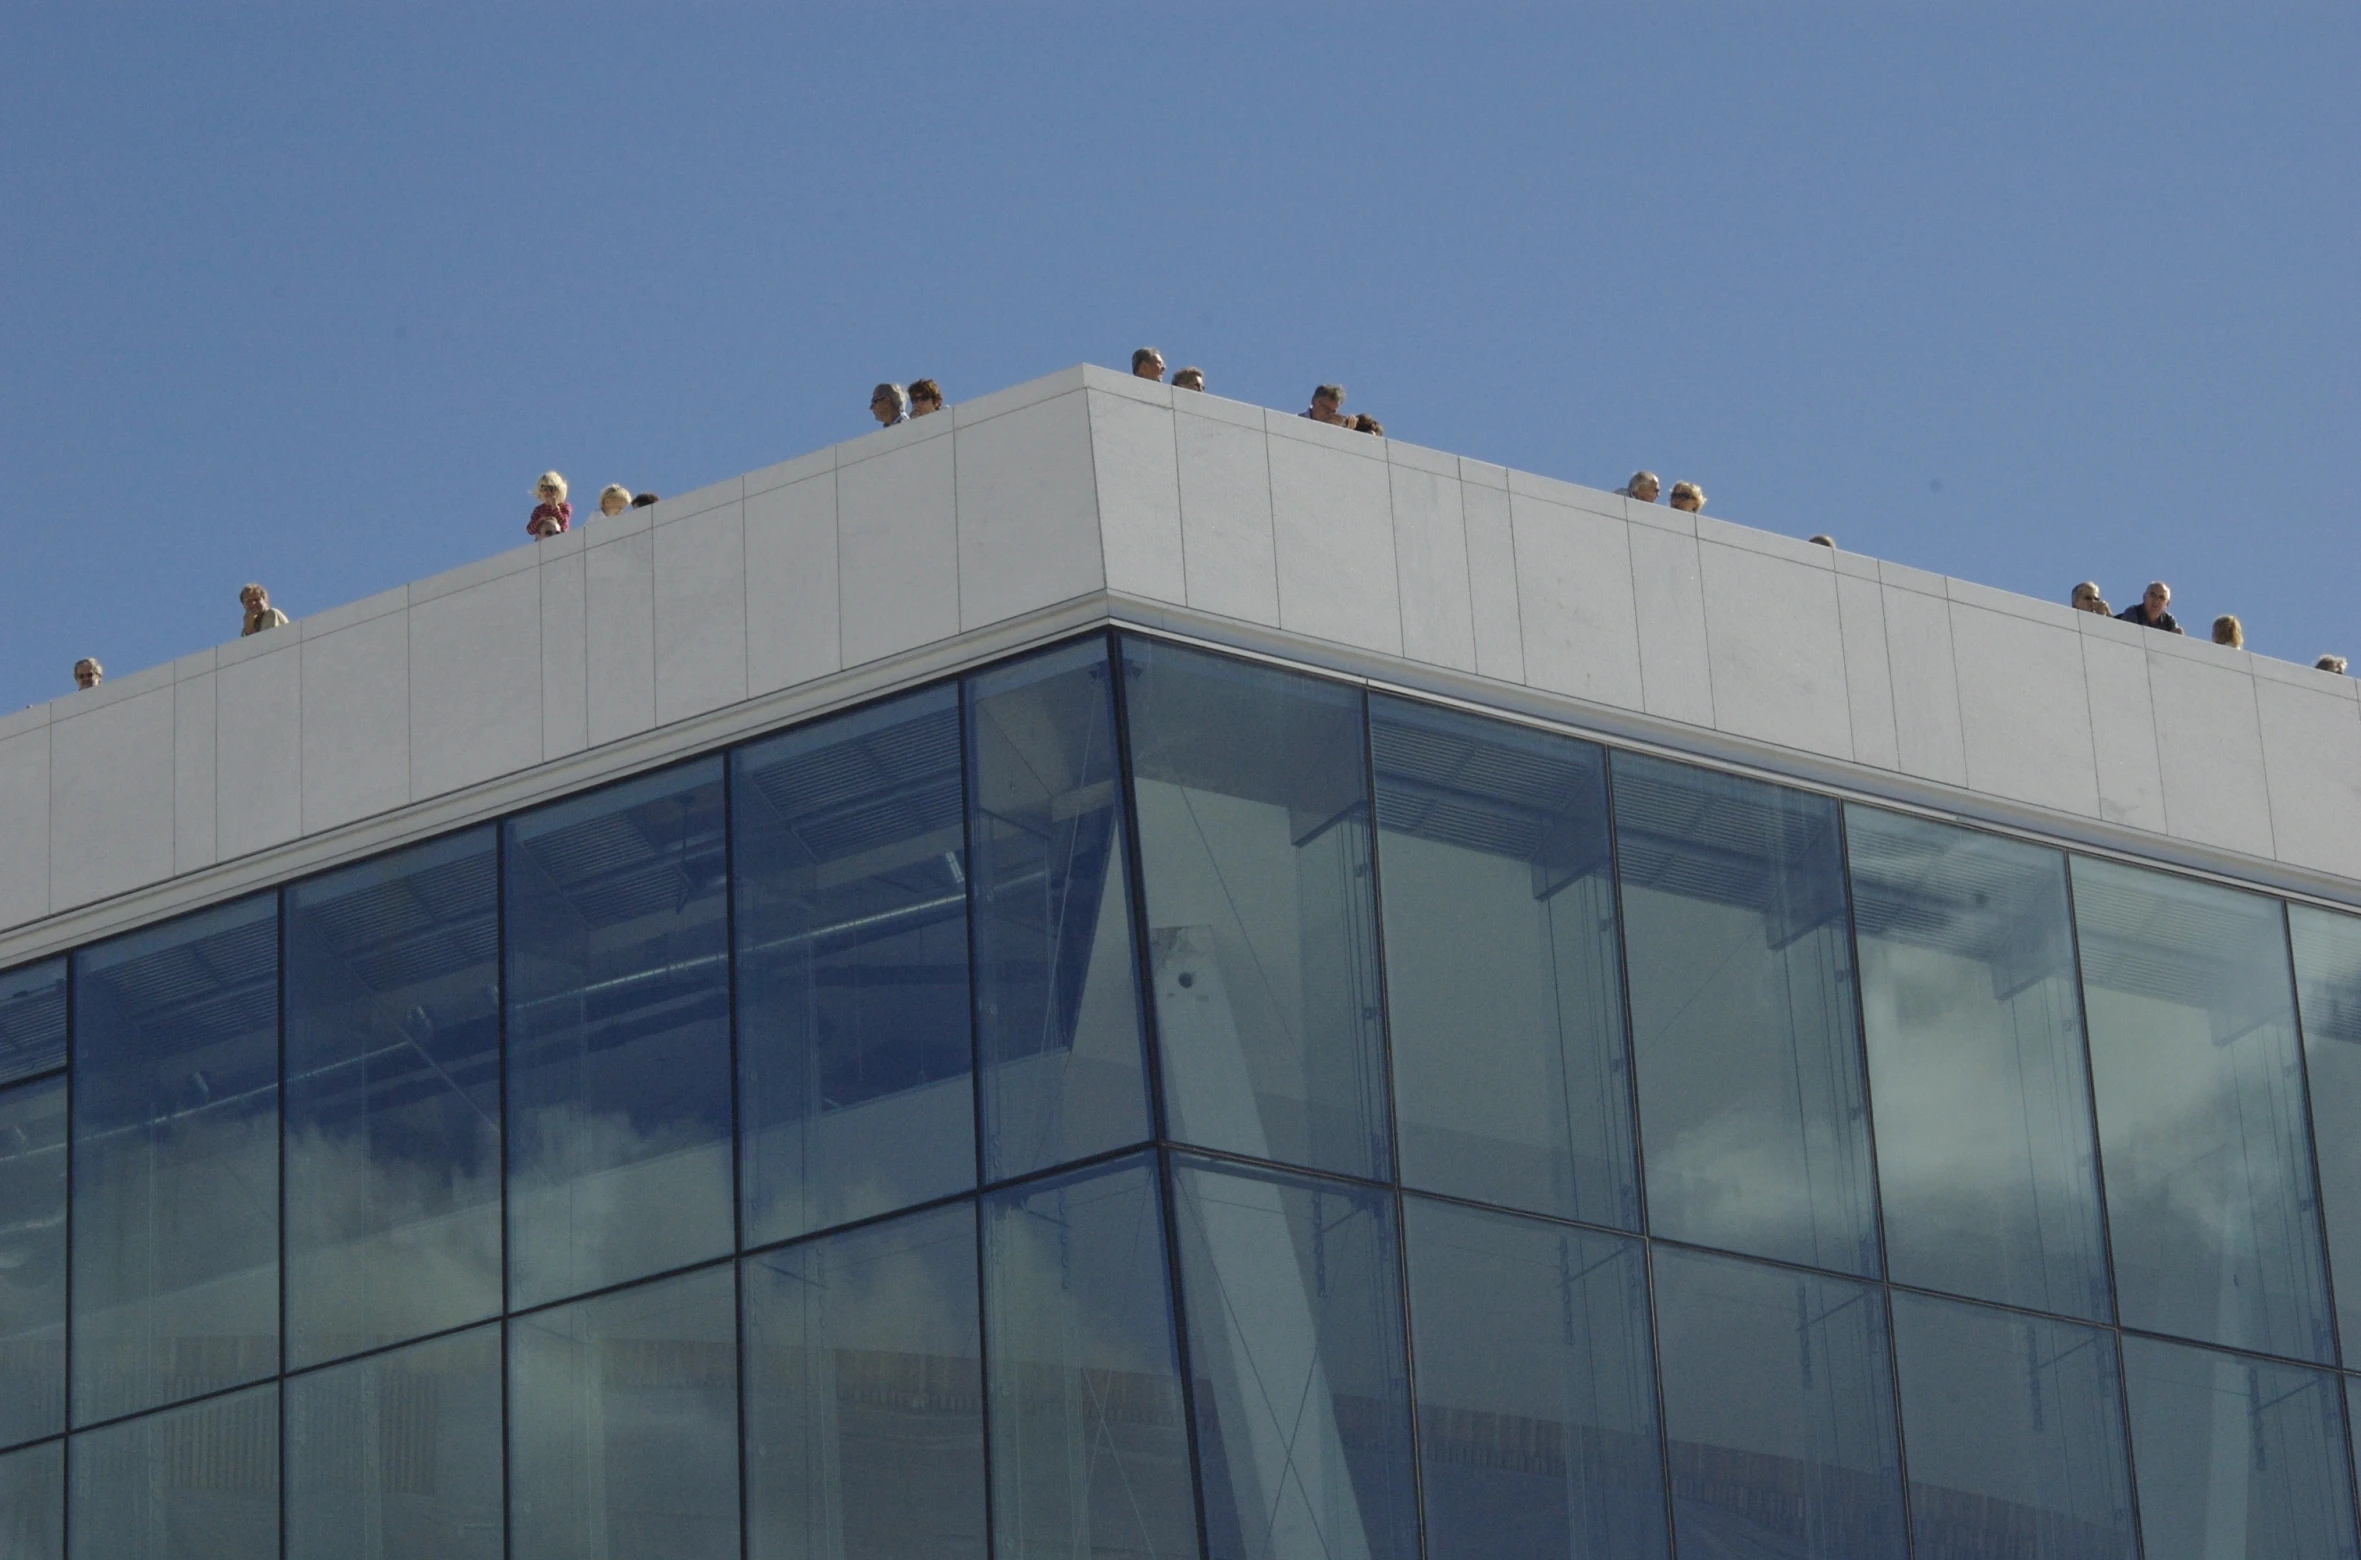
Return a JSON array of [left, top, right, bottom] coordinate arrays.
[[2117, 581, 2182, 634]]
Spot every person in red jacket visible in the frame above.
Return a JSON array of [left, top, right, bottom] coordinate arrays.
[[528, 472, 572, 538]]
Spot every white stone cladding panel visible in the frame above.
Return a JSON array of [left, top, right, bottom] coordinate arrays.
[[958, 393, 1104, 630], [2080, 635, 2166, 834], [1173, 409, 1279, 626], [1882, 588, 1969, 787], [838, 432, 959, 666], [2257, 679, 2361, 880], [1459, 481, 1524, 684], [0, 729, 47, 925], [301, 612, 411, 834], [1628, 527, 1715, 730], [744, 472, 841, 698], [655, 500, 750, 725], [215, 643, 304, 859], [174, 673, 218, 873], [1699, 542, 1850, 759], [1268, 437, 1402, 657], [2149, 654, 2275, 859], [1087, 393, 1186, 603], [1950, 604, 2101, 818], [1835, 576, 1898, 770], [410, 568, 543, 800], [1387, 463, 1477, 673], [48, 689, 176, 910], [1510, 496, 1644, 711], [538, 549, 589, 762], [586, 531, 659, 745]]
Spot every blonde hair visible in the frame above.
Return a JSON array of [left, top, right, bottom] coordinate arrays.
[[535, 471, 568, 502], [2212, 614, 2244, 649], [598, 483, 631, 508], [1669, 481, 1705, 509]]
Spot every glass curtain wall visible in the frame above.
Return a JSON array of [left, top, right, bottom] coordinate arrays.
[[29, 630, 2361, 1558]]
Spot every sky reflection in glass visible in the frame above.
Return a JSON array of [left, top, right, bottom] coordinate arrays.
[[2289, 903, 2361, 1360], [0, 1077, 65, 1450]]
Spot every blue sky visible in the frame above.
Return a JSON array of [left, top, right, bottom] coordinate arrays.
[[4, 5, 2354, 713]]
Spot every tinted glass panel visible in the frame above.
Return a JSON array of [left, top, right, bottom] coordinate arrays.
[[509, 1262, 739, 1560], [744, 1202, 985, 1560], [1402, 1197, 1668, 1560], [1849, 808, 2111, 1319], [2122, 1334, 2359, 1560], [1372, 697, 1636, 1227], [1651, 1244, 1908, 1559], [983, 1156, 1198, 1560], [1124, 639, 1389, 1181], [2075, 858, 2334, 1361], [0, 962, 66, 1087], [1613, 753, 1878, 1273], [286, 1322, 503, 1560], [968, 641, 1150, 1181], [2289, 905, 2361, 1358], [505, 760, 733, 1309], [0, 1077, 65, 1449], [1890, 1290, 2136, 1560], [0, 1440, 62, 1560], [736, 687, 974, 1246], [71, 895, 278, 1424], [70, 1382, 277, 1560], [1170, 1157, 1417, 1560], [284, 829, 502, 1367]]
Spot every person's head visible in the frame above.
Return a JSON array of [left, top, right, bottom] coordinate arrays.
[[1172, 366, 1205, 392], [1131, 347, 1165, 381], [908, 379, 943, 416], [534, 471, 567, 506], [72, 658, 102, 690], [2142, 581, 2172, 619], [870, 383, 908, 425], [239, 583, 269, 611], [1668, 482, 1705, 513], [2070, 582, 2109, 615], [1310, 384, 1344, 420], [632, 492, 658, 508], [1352, 414, 1384, 435], [2213, 615, 2244, 648], [598, 483, 631, 518], [2318, 655, 2349, 675], [1807, 534, 1835, 549], [1626, 471, 1660, 503]]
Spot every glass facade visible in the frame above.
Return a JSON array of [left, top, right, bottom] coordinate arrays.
[[8, 626, 2361, 1557]]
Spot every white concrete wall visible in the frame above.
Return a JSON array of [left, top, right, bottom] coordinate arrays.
[[5, 364, 2358, 957]]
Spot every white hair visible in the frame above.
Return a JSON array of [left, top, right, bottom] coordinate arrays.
[[535, 471, 568, 502]]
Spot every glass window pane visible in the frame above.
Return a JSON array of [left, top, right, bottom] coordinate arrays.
[[71, 895, 278, 1424], [284, 829, 502, 1368], [1651, 1244, 1907, 1558], [286, 1322, 503, 1560], [0, 1440, 62, 1560], [1402, 1197, 1668, 1560], [2074, 858, 2334, 1361], [744, 1202, 984, 1560], [2289, 905, 2361, 1360], [1849, 808, 2111, 1318], [983, 1155, 1198, 1560], [1123, 638, 1389, 1181], [0, 961, 66, 1087], [736, 687, 974, 1246], [1613, 753, 1878, 1274], [1890, 1290, 2136, 1560], [2122, 1334, 2359, 1560], [505, 760, 733, 1310], [1170, 1156, 1417, 1560], [509, 1262, 739, 1560], [968, 640, 1150, 1181], [70, 1382, 278, 1560], [0, 1077, 66, 1449], [1372, 697, 1637, 1228]]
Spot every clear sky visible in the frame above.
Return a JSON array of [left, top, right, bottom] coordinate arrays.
[[5, 5, 2354, 715]]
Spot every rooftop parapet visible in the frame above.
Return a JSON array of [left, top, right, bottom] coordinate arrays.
[[4, 364, 2359, 960]]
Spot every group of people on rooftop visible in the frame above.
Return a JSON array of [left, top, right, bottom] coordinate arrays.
[[57, 353, 2349, 692]]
